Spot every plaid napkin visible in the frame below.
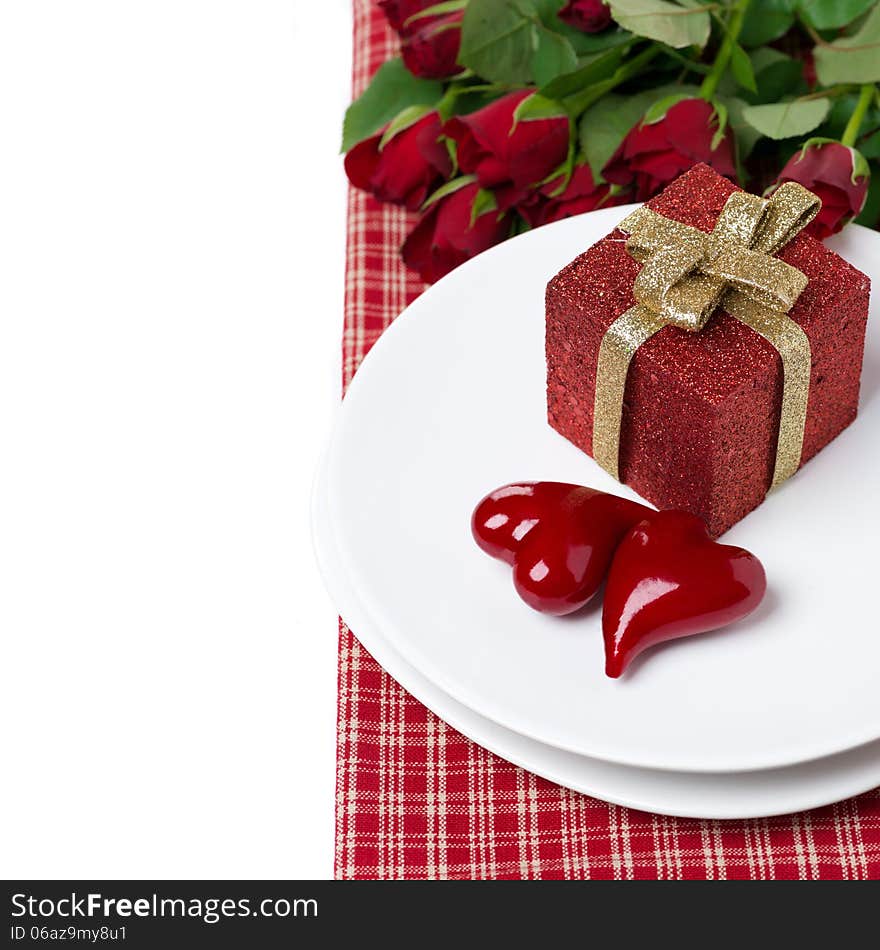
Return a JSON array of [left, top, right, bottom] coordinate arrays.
[[335, 0, 880, 880]]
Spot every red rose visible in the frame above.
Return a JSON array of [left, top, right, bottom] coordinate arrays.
[[517, 162, 625, 227], [402, 10, 464, 79], [402, 182, 509, 283], [445, 91, 571, 209], [378, 0, 429, 32], [603, 98, 737, 200], [775, 142, 870, 239], [558, 0, 613, 33], [379, 0, 463, 79], [344, 111, 452, 211]]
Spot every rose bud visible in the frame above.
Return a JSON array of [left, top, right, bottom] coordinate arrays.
[[774, 141, 870, 239], [378, 0, 431, 32], [401, 10, 464, 79], [402, 181, 509, 283], [344, 110, 452, 211], [445, 91, 570, 209], [558, 0, 613, 33], [517, 162, 627, 227], [603, 98, 737, 201], [379, 0, 463, 79]]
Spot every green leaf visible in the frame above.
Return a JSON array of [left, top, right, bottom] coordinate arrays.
[[578, 83, 699, 179], [543, 154, 575, 193], [851, 144, 872, 182], [471, 187, 499, 224], [749, 48, 790, 72], [341, 59, 442, 153], [510, 212, 533, 236], [747, 49, 805, 104], [739, 0, 797, 48], [741, 98, 831, 139], [814, 3, 880, 84], [710, 98, 729, 149], [720, 95, 765, 161], [861, 127, 880, 158], [531, 26, 579, 86], [458, 0, 626, 87], [797, 0, 877, 30], [730, 42, 757, 93], [530, 0, 567, 19], [437, 85, 507, 121], [606, 0, 710, 48], [540, 46, 627, 98], [513, 91, 569, 123], [557, 24, 636, 55], [421, 175, 477, 211], [822, 91, 880, 141], [643, 91, 697, 123], [533, 1, 635, 55], [459, 0, 537, 84], [711, 66, 741, 100], [855, 162, 879, 224], [378, 104, 434, 149], [404, 0, 468, 26], [579, 92, 656, 179]]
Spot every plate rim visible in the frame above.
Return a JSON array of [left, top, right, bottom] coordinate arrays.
[[313, 450, 880, 818]]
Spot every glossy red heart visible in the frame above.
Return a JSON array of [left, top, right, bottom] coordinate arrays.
[[471, 482, 653, 615], [603, 510, 766, 677]]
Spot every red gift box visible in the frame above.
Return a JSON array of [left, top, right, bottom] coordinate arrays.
[[545, 164, 870, 536]]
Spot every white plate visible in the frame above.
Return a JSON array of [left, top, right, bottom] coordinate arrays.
[[324, 204, 880, 774], [314, 456, 880, 818]]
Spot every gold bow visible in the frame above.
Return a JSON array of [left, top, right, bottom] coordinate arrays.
[[592, 182, 820, 491]]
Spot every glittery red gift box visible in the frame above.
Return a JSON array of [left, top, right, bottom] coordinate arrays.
[[546, 163, 870, 537]]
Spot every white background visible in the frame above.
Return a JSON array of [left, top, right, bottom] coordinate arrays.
[[0, 1, 349, 878]]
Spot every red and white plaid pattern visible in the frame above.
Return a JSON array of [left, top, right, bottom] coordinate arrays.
[[335, 0, 880, 879]]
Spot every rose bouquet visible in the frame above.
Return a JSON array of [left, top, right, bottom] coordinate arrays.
[[342, 0, 880, 283]]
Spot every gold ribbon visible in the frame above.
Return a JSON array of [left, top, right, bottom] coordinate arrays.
[[592, 182, 819, 490]]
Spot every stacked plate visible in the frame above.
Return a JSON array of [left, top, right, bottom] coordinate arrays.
[[313, 205, 880, 818]]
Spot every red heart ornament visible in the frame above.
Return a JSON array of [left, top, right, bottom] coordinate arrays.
[[603, 510, 767, 678], [471, 482, 652, 615]]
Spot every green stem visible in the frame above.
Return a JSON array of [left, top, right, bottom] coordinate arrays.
[[841, 83, 875, 147], [564, 44, 660, 118], [700, 0, 752, 102]]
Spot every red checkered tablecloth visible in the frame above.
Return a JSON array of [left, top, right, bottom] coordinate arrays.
[[335, 0, 880, 880]]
